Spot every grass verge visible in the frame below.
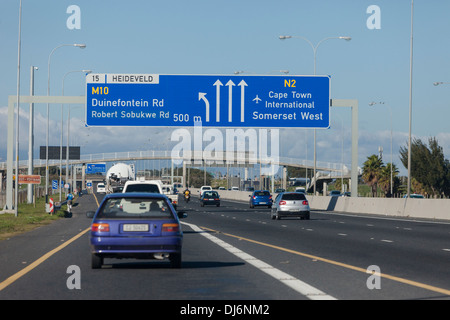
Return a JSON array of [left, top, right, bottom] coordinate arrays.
[[0, 195, 70, 241]]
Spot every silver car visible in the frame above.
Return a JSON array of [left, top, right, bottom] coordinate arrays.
[[271, 192, 310, 220]]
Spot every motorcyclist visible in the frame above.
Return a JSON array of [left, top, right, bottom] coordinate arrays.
[[184, 188, 191, 202]]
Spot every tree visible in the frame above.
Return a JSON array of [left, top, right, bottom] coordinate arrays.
[[399, 137, 450, 197], [378, 162, 400, 197], [187, 168, 214, 188], [362, 154, 383, 196]]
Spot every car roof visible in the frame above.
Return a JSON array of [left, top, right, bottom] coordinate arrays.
[[278, 191, 306, 195], [103, 192, 169, 200]]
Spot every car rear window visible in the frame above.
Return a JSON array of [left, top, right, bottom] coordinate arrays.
[[255, 191, 270, 196], [282, 193, 306, 200], [97, 197, 174, 219], [125, 184, 160, 193], [203, 191, 218, 198]]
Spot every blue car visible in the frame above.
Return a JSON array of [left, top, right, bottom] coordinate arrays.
[[249, 190, 272, 208], [86, 193, 186, 269]]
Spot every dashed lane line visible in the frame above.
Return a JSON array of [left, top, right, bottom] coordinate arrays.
[[187, 224, 450, 297], [182, 221, 336, 300]]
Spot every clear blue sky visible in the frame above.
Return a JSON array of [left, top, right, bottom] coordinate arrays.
[[1, 0, 450, 176]]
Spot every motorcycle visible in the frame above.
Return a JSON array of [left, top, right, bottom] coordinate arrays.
[[184, 193, 190, 203]]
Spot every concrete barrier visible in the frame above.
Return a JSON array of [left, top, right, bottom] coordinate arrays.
[[307, 196, 450, 221], [189, 188, 450, 221]]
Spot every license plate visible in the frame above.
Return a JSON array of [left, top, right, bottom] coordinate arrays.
[[259, 202, 267, 204], [123, 224, 149, 232]]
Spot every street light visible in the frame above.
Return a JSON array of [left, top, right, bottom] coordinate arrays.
[[60, 69, 91, 200], [407, 0, 414, 198], [45, 43, 86, 204], [27, 66, 38, 204], [278, 34, 351, 194]]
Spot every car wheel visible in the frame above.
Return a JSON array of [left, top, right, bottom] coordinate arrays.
[[91, 253, 103, 269], [216, 203, 220, 207], [170, 253, 182, 268], [275, 211, 281, 220]]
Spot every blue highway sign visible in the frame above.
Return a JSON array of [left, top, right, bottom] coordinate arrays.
[[86, 163, 106, 174], [86, 74, 330, 128]]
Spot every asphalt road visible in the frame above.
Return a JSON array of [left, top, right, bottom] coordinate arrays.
[[0, 191, 449, 303]]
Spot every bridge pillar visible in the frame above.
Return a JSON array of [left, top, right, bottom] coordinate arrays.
[[330, 99, 358, 197]]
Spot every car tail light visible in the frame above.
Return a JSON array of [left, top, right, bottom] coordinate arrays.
[[253, 196, 256, 199], [269, 195, 272, 200], [162, 223, 179, 232], [279, 200, 286, 205], [214, 198, 219, 201], [92, 223, 110, 232], [303, 200, 309, 205]]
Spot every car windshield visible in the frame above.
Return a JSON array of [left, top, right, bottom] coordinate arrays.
[[125, 184, 160, 193], [97, 197, 174, 219], [255, 191, 270, 196], [282, 193, 306, 200]]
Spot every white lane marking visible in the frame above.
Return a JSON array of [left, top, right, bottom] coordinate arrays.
[[182, 221, 336, 300]]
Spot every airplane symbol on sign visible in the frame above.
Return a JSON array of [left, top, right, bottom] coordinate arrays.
[[253, 95, 262, 104]]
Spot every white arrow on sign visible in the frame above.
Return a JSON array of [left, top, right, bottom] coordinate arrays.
[[238, 80, 248, 122], [226, 80, 235, 122], [213, 80, 223, 122], [198, 92, 209, 122]]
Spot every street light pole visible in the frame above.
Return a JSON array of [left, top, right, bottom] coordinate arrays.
[[60, 70, 91, 201], [279, 35, 351, 194], [45, 43, 86, 205], [27, 66, 38, 204], [407, 0, 414, 198], [14, 0, 23, 217]]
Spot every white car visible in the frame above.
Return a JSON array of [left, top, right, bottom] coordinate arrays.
[[96, 183, 106, 194], [200, 186, 212, 197]]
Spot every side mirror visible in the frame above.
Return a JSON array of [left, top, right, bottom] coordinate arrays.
[[177, 211, 187, 219], [86, 211, 95, 218]]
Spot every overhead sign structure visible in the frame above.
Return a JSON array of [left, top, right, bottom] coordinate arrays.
[[39, 146, 80, 160], [86, 74, 330, 128]]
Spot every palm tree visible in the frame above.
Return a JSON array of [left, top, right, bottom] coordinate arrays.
[[378, 163, 399, 197], [362, 155, 383, 197]]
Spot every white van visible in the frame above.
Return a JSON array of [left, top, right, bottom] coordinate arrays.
[[200, 186, 212, 196]]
